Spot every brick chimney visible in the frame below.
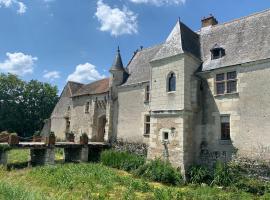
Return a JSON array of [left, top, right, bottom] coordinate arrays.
[[201, 15, 218, 27]]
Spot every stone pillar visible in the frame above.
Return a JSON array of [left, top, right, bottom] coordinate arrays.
[[30, 148, 55, 166], [0, 151, 8, 166], [80, 146, 89, 162], [64, 146, 89, 162]]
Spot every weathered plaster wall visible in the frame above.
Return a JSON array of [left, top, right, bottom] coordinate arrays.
[[50, 85, 72, 139], [199, 60, 270, 164], [151, 55, 185, 111], [117, 83, 150, 143]]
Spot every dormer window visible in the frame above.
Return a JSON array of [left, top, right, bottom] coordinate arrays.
[[211, 44, 225, 60]]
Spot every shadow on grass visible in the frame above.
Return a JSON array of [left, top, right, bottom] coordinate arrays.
[[6, 159, 65, 171]]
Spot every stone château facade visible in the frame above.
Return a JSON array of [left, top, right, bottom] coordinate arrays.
[[44, 9, 270, 172]]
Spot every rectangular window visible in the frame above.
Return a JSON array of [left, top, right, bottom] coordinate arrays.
[[215, 71, 237, 95], [85, 102, 90, 113], [220, 115, 230, 140], [145, 85, 150, 102], [144, 115, 150, 136]]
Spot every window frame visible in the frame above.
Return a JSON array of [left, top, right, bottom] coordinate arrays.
[[145, 84, 150, 103], [167, 72, 176, 92], [144, 115, 150, 136], [220, 115, 231, 141], [211, 47, 225, 60], [215, 71, 237, 95], [85, 101, 90, 113]]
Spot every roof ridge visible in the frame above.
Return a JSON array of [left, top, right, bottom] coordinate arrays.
[[210, 8, 270, 29], [137, 43, 163, 52]]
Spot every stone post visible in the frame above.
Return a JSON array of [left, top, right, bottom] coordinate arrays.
[[80, 146, 89, 162], [30, 148, 55, 166], [0, 151, 8, 166], [64, 146, 89, 163]]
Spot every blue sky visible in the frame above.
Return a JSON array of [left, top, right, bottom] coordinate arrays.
[[0, 0, 270, 92]]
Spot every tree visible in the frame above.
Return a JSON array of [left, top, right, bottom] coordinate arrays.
[[0, 73, 58, 137]]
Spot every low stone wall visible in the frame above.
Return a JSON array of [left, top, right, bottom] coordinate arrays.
[[231, 157, 270, 181], [111, 140, 148, 157]]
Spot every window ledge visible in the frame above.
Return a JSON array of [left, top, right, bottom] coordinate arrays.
[[167, 91, 176, 94], [214, 92, 239, 98], [219, 140, 232, 145], [143, 134, 150, 137]]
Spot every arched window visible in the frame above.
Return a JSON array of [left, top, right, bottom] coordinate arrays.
[[168, 72, 176, 92]]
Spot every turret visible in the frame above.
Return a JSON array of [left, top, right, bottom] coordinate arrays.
[[109, 47, 127, 87]]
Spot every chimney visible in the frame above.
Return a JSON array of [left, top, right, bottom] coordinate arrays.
[[201, 14, 218, 28]]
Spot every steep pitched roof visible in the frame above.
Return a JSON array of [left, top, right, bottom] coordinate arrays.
[[72, 78, 109, 97], [152, 20, 200, 61], [200, 9, 270, 71], [110, 47, 125, 71], [122, 45, 162, 86]]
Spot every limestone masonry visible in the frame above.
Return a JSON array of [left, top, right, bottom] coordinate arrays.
[[43, 9, 270, 172]]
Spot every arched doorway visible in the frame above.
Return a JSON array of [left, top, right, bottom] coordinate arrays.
[[96, 115, 106, 142]]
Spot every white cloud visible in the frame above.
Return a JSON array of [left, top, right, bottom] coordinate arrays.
[[0, 0, 27, 14], [95, 0, 138, 36], [129, 0, 185, 6], [0, 52, 37, 75], [43, 70, 60, 80], [67, 63, 105, 83]]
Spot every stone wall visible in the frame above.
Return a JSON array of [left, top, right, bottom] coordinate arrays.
[[148, 54, 201, 172], [117, 83, 150, 143], [198, 59, 270, 163], [150, 55, 185, 111], [71, 93, 108, 141], [50, 85, 73, 139]]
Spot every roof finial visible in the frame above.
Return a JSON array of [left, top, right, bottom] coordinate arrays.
[[117, 46, 120, 53], [178, 17, 181, 23]]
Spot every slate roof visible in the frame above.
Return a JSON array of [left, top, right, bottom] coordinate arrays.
[[200, 9, 270, 71], [152, 20, 200, 61], [122, 44, 162, 86], [65, 9, 270, 92], [72, 78, 109, 97], [110, 47, 125, 71]]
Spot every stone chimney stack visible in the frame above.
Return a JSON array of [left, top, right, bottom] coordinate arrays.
[[201, 14, 218, 27]]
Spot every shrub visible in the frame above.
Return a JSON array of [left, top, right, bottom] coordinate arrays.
[[234, 178, 267, 195], [211, 161, 235, 186], [135, 159, 182, 185], [100, 150, 145, 171], [188, 165, 212, 184], [0, 145, 11, 153]]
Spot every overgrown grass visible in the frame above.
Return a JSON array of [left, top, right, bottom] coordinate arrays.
[[0, 163, 265, 200], [101, 150, 145, 171], [0, 150, 270, 199]]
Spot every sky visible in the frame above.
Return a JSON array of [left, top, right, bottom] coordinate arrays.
[[0, 0, 270, 93]]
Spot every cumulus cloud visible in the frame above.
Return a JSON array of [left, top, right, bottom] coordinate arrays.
[[0, 0, 27, 14], [67, 63, 105, 83], [0, 52, 37, 75], [129, 0, 185, 6], [43, 70, 60, 81], [95, 0, 138, 36]]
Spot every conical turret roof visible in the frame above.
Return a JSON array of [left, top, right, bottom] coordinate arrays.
[[110, 46, 124, 71]]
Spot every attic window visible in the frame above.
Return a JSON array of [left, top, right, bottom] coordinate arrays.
[[211, 45, 225, 60]]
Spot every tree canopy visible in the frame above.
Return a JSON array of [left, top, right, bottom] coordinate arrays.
[[0, 73, 59, 137]]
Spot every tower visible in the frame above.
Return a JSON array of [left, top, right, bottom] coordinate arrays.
[[105, 47, 128, 142]]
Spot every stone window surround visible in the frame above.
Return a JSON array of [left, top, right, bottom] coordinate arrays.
[[144, 84, 150, 103], [144, 114, 150, 137], [167, 71, 176, 92], [214, 70, 238, 96], [159, 128, 173, 143]]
